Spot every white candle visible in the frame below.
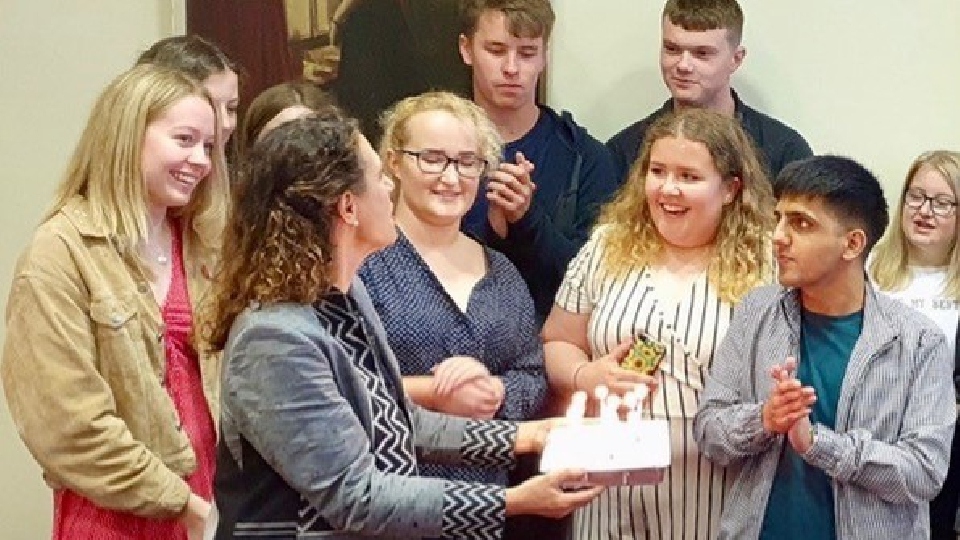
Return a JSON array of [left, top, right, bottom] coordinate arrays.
[[594, 385, 609, 403], [634, 384, 649, 407], [603, 395, 621, 423], [622, 391, 638, 411]]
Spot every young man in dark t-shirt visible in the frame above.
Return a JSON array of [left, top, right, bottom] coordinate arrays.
[[459, 0, 618, 327]]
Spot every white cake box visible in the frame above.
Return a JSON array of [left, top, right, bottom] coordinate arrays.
[[539, 419, 671, 486]]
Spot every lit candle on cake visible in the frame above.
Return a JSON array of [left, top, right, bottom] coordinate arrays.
[[567, 390, 588, 423], [603, 395, 621, 423]]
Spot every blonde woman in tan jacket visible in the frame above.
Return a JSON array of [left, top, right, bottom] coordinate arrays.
[[1, 64, 229, 539]]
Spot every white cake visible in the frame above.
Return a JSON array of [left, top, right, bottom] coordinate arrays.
[[539, 387, 671, 486]]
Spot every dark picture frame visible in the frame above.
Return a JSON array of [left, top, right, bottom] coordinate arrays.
[[187, 0, 473, 145]]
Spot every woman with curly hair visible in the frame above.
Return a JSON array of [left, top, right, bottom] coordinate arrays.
[[542, 108, 775, 540], [206, 110, 602, 539]]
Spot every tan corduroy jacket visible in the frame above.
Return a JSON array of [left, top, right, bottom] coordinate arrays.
[[1, 196, 221, 518]]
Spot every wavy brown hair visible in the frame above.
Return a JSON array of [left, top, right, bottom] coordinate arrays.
[[237, 81, 334, 157], [597, 108, 774, 303], [206, 110, 364, 350]]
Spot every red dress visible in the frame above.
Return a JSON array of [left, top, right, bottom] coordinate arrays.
[[52, 227, 217, 539]]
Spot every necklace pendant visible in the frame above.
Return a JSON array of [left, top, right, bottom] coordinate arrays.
[[157, 254, 169, 265]]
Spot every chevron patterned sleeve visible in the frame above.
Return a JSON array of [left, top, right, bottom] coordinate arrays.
[[441, 482, 506, 540], [461, 419, 517, 468]]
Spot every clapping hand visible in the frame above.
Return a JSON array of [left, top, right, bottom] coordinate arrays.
[[761, 357, 817, 434], [487, 151, 536, 227]]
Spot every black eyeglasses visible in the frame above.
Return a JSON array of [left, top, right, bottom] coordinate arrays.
[[399, 149, 488, 179], [905, 188, 958, 218]]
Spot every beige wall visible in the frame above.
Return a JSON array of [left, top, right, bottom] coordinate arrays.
[[0, 1, 178, 537], [548, 0, 960, 194], [0, 0, 958, 538]]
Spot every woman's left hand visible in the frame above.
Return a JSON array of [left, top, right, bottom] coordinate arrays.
[[432, 355, 490, 395], [178, 493, 211, 540]]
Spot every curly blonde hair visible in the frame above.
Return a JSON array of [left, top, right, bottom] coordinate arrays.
[[378, 91, 502, 199], [206, 109, 364, 350], [870, 150, 960, 300], [597, 108, 774, 303]]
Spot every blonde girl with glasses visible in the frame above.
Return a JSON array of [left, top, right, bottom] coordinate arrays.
[[357, 91, 548, 488], [869, 150, 960, 540], [870, 150, 959, 352]]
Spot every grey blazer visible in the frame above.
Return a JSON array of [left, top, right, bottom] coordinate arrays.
[[215, 279, 515, 539]]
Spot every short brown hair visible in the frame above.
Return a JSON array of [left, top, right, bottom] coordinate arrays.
[[662, 0, 744, 45], [137, 35, 241, 82], [238, 82, 334, 156], [460, 0, 555, 41]]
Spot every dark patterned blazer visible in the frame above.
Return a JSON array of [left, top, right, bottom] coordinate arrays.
[[214, 278, 517, 539]]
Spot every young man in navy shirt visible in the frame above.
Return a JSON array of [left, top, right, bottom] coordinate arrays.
[[607, 0, 812, 183], [459, 0, 618, 327]]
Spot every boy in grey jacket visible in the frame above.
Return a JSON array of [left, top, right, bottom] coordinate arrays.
[[694, 155, 956, 539]]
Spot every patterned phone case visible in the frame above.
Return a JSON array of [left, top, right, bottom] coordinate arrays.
[[621, 334, 667, 375]]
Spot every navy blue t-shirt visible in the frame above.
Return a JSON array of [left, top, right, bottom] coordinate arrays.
[[759, 309, 863, 540]]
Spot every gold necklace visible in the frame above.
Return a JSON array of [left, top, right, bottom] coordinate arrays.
[[146, 220, 171, 265]]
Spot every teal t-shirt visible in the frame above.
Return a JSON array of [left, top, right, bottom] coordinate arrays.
[[759, 309, 863, 540]]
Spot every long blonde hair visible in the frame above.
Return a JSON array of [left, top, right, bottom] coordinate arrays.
[[869, 150, 960, 300], [597, 108, 774, 303], [48, 64, 229, 267]]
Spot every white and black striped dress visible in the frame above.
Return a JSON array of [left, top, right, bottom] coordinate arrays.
[[557, 229, 737, 540]]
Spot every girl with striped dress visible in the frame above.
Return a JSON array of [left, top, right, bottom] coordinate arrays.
[[542, 108, 775, 540]]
